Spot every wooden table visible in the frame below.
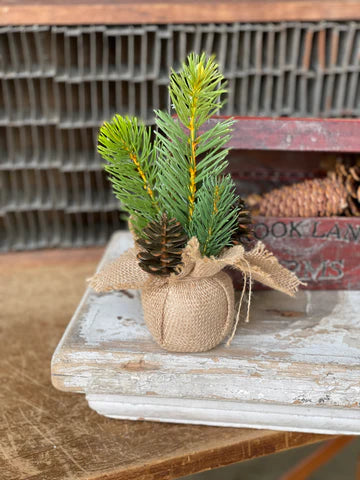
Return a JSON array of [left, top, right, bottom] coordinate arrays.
[[0, 248, 331, 480]]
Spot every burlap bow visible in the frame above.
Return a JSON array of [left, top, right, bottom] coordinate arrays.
[[89, 238, 302, 347]]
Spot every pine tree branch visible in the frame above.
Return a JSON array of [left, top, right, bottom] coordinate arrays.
[[189, 175, 239, 257], [98, 115, 160, 235], [155, 53, 234, 232], [170, 53, 228, 221]]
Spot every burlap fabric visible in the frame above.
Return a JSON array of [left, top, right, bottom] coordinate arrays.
[[89, 237, 302, 352]]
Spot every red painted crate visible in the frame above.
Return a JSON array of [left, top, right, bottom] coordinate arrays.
[[205, 117, 360, 290], [251, 216, 360, 290]]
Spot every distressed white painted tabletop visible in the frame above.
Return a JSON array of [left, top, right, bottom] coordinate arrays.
[[52, 232, 360, 435]]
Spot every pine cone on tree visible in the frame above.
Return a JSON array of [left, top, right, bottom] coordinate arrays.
[[137, 213, 188, 276], [231, 198, 253, 246], [251, 158, 360, 217]]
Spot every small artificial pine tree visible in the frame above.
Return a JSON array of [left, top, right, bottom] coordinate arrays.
[[98, 53, 252, 275]]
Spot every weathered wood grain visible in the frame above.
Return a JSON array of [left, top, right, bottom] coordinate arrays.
[[205, 117, 360, 152], [2, 0, 360, 25], [0, 246, 328, 480], [52, 232, 360, 435]]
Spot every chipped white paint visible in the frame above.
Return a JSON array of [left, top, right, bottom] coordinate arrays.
[[52, 232, 360, 434], [87, 395, 360, 435]]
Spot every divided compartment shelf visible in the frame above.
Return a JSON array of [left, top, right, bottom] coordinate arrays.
[[3, 22, 360, 251]]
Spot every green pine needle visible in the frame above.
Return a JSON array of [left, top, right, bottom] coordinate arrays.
[[189, 175, 239, 257], [155, 53, 234, 229], [97, 53, 245, 258], [98, 115, 160, 236]]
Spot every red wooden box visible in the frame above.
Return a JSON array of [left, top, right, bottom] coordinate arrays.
[[251, 216, 360, 290], [205, 117, 360, 290]]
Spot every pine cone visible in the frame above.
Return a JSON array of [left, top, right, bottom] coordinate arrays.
[[137, 213, 188, 276], [332, 158, 360, 216], [252, 157, 360, 217], [231, 198, 253, 246]]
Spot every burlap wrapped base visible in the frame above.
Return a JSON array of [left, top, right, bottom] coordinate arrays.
[[89, 236, 302, 353], [142, 271, 234, 352]]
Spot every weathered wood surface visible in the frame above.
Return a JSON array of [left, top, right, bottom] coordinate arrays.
[[0, 246, 328, 480], [52, 232, 360, 435], [205, 117, 360, 152], [2, 0, 360, 25], [247, 217, 360, 290]]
